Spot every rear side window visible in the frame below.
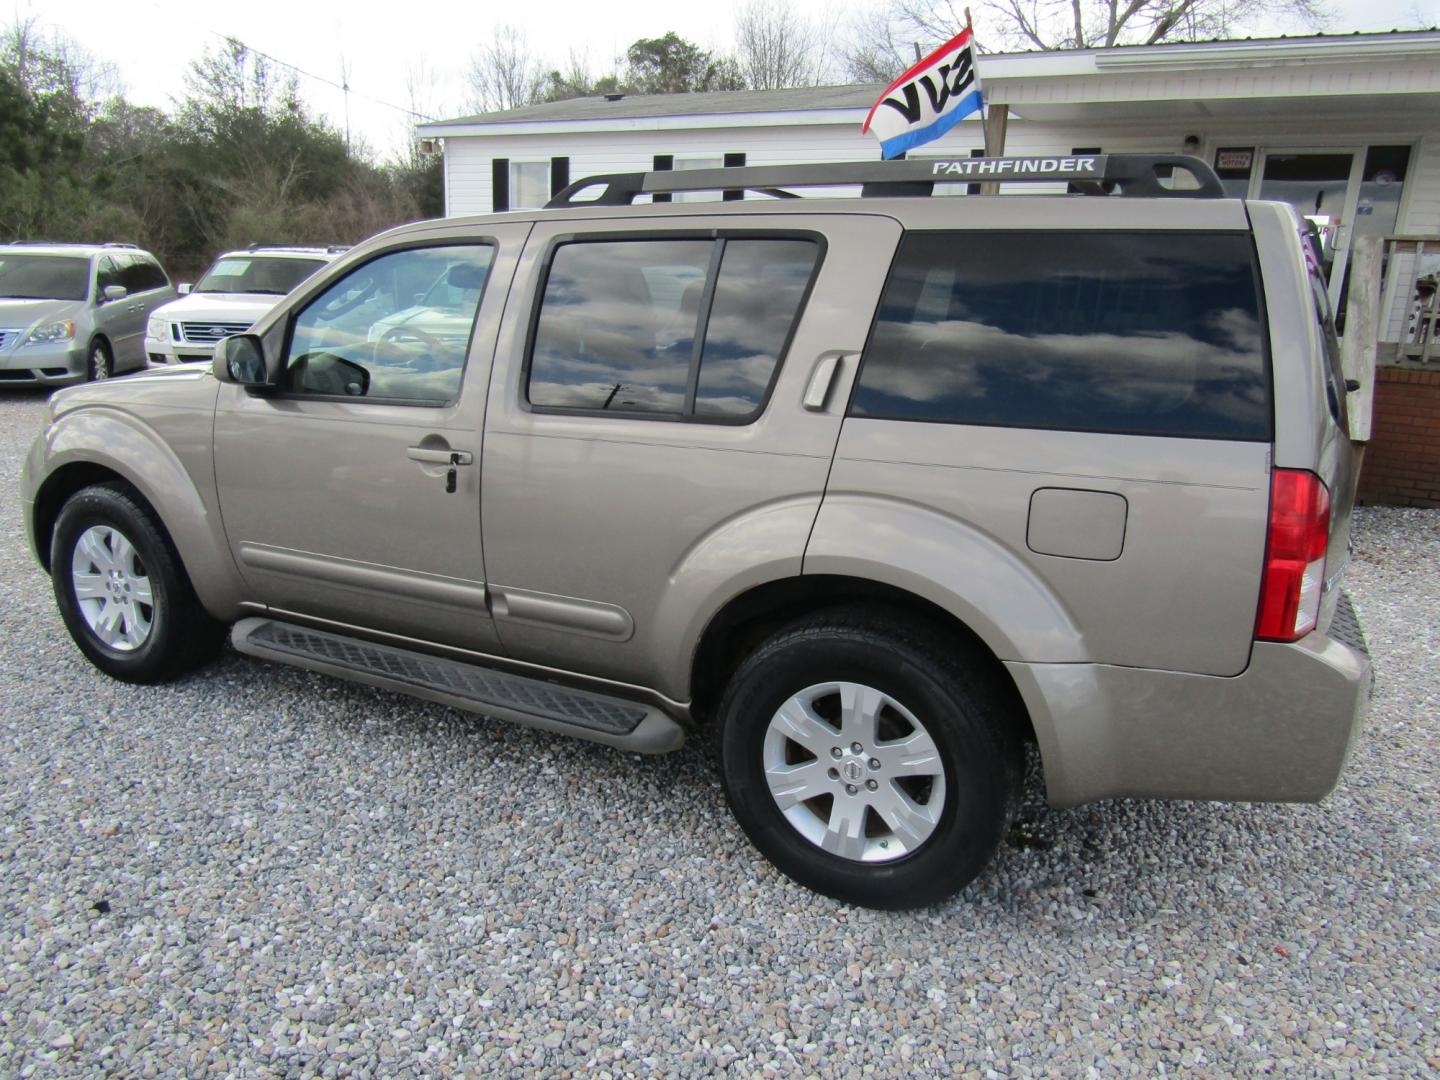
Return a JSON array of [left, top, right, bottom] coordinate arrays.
[[528, 237, 820, 421], [133, 257, 169, 292], [118, 255, 167, 293], [851, 231, 1271, 440]]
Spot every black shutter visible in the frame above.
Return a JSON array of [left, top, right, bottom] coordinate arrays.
[[723, 152, 745, 202], [967, 147, 985, 196], [1067, 147, 1102, 194], [492, 158, 510, 212], [653, 154, 673, 204], [550, 156, 570, 198]]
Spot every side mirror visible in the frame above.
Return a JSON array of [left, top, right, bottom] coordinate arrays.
[[177, 283, 192, 296], [213, 334, 269, 389], [102, 285, 128, 302], [445, 263, 487, 290]]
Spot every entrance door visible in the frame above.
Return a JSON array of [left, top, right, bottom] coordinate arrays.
[[1256, 150, 1363, 308]]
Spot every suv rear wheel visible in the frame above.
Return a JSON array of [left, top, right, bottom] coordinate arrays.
[[717, 612, 1021, 909], [51, 483, 224, 683]]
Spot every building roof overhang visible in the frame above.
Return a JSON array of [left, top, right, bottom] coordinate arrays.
[[417, 30, 1440, 138]]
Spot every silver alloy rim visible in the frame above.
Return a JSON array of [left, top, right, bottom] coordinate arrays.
[[70, 525, 153, 651], [91, 346, 109, 380], [762, 681, 947, 864]]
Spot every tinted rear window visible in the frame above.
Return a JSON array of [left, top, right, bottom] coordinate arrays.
[[851, 231, 1271, 440]]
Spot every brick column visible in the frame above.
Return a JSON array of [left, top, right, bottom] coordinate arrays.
[[1357, 367, 1440, 508]]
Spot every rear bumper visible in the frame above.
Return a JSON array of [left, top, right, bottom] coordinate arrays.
[[1009, 594, 1372, 807]]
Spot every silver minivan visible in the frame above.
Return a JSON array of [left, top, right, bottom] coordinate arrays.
[[20, 156, 1372, 908], [0, 243, 175, 384]]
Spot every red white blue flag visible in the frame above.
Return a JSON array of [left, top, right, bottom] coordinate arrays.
[[863, 26, 983, 160]]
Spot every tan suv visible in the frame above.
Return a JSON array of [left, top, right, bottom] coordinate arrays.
[[20, 156, 1372, 909]]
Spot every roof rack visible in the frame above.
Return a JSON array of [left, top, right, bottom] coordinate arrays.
[[238, 243, 349, 255], [546, 154, 1224, 208], [6, 241, 139, 249]]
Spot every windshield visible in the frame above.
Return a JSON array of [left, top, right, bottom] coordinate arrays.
[[195, 256, 327, 295], [0, 255, 90, 301]]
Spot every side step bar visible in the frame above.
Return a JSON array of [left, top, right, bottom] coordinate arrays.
[[231, 618, 684, 754]]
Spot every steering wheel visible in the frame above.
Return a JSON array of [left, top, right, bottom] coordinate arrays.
[[375, 325, 443, 366]]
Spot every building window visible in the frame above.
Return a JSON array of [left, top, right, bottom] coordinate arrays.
[[509, 161, 551, 210]]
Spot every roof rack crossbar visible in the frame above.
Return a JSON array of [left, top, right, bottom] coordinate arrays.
[[546, 154, 1224, 208]]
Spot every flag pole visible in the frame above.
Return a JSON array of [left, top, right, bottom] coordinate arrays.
[[965, 8, 983, 128]]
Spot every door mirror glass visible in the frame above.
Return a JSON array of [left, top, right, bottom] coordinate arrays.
[[214, 334, 268, 386], [177, 283, 192, 296], [102, 285, 128, 302]]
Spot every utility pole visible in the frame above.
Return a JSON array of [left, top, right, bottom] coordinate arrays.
[[340, 55, 352, 155]]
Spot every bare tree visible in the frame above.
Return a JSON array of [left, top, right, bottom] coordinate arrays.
[[840, 4, 918, 81], [848, 0, 1328, 59], [3, 17, 120, 108], [466, 25, 546, 113], [734, 0, 836, 89]]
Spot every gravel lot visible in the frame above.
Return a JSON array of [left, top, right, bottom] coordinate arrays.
[[1, 387, 1436, 1078]]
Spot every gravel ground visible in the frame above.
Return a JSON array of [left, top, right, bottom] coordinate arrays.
[[0, 387, 1436, 1078]]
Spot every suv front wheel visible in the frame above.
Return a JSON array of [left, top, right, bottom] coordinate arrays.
[[51, 483, 224, 683], [717, 612, 1021, 909]]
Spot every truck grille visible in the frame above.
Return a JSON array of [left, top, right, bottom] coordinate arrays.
[[0, 329, 22, 351], [180, 321, 251, 344]]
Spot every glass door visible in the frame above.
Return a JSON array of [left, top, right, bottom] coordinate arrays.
[[1256, 150, 1364, 307]]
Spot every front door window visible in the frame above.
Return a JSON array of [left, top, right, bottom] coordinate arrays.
[[283, 245, 494, 404]]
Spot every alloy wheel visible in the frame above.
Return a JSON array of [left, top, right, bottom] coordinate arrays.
[[762, 681, 947, 863], [70, 525, 153, 650]]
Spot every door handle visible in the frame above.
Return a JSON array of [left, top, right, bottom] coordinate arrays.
[[803, 353, 847, 411], [407, 446, 473, 465]]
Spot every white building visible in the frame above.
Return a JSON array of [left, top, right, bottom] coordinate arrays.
[[420, 29, 1440, 342]]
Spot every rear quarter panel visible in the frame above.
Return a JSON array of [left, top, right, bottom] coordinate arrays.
[[809, 424, 1270, 673]]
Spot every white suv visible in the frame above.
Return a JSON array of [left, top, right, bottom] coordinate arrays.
[[145, 246, 344, 366]]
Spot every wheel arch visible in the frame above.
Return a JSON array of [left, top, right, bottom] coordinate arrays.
[[31, 461, 126, 572], [689, 574, 1036, 747], [29, 420, 244, 618]]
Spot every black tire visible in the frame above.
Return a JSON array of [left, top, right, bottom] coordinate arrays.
[[51, 483, 225, 683], [716, 611, 1022, 909], [86, 339, 113, 381]]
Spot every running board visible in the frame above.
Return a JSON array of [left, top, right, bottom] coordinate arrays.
[[231, 617, 684, 753]]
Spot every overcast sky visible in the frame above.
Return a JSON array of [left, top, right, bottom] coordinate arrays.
[[13, 0, 1438, 159]]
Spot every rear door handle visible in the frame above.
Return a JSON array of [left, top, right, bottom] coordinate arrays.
[[408, 446, 473, 465], [803, 353, 849, 411]]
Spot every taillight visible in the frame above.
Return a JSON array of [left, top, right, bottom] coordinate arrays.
[[1255, 469, 1331, 642]]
